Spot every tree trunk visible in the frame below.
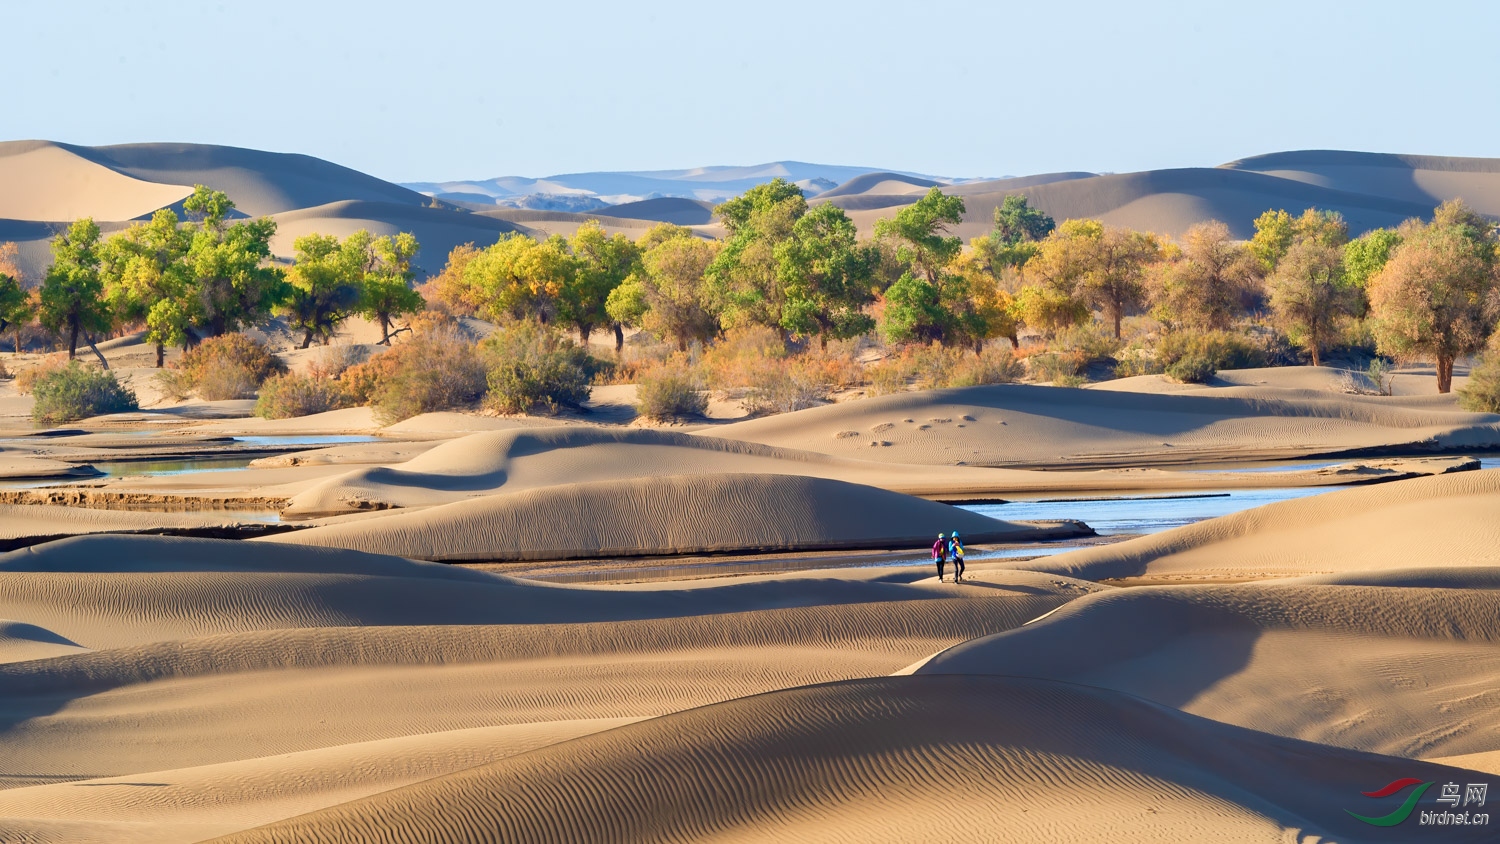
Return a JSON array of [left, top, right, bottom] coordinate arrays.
[[1310, 344, 1321, 367], [974, 339, 984, 356], [579, 324, 592, 347], [68, 318, 79, 360], [155, 342, 165, 368], [81, 331, 109, 370], [1112, 308, 1123, 339], [613, 324, 625, 356], [379, 314, 391, 345], [1438, 355, 1454, 394], [677, 335, 688, 353], [13, 331, 20, 355], [820, 333, 829, 352], [301, 330, 314, 350]]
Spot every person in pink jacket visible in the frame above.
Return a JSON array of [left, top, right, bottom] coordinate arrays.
[[931, 533, 948, 582]]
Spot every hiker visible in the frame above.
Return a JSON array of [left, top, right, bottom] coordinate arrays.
[[932, 532, 947, 582], [950, 531, 966, 583]]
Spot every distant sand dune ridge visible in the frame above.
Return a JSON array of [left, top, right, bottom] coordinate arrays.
[[267, 473, 1060, 560], [709, 383, 1500, 467]]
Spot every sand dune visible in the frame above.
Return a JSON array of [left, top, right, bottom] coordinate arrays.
[[595, 196, 716, 225], [710, 383, 1500, 468], [0, 141, 193, 222], [1098, 364, 1471, 397], [919, 570, 1500, 760], [0, 719, 639, 844], [0, 534, 1078, 839], [1223, 150, 1500, 217], [842, 165, 1436, 242], [1011, 469, 1500, 581], [266, 473, 1064, 560], [0, 504, 285, 550], [62, 142, 429, 218], [813, 171, 939, 198], [219, 675, 1494, 844], [269, 425, 1451, 521]]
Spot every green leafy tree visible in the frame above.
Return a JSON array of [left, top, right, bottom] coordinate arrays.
[[562, 221, 640, 350], [459, 233, 575, 323], [1058, 220, 1160, 338], [775, 203, 876, 348], [0, 270, 33, 355], [1267, 239, 1361, 366], [1250, 208, 1349, 272], [358, 231, 424, 345], [181, 187, 285, 337], [1149, 220, 1262, 332], [706, 179, 807, 333], [1343, 228, 1402, 289], [874, 188, 967, 344], [39, 219, 113, 360], [1368, 200, 1500, 393], [608, 226, 719, 351], [985, 193, 1055, 267], [284, 231, 371, 348], [100, 209, 192, 366]]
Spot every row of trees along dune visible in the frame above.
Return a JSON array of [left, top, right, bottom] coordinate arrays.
[[0, 186, 424, 368], [4, 179, 1500, 398]]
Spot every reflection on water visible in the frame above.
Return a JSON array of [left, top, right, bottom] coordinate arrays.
[[961, 488, 1333, 536], [89, 458, 257, 478]]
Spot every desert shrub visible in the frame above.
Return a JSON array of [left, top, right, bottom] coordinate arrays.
[[1026, 350, 1086, 383], [1459, 340, 1500, 413], [636, 359, 708, 421], [1055, 322, 1122, 363], [1157, 330, 1264, 372], [308, 344, 369, 381], [701, 325, 787, 396], [1166, 354, 1217, 384], [254, 373, 352, 419], [0, 360, 9, 380], [1113, 340, 1164, 378], [367, 325, 488, 424], [1366, 357, 1396, 396], [481, 321, 597, 415], [866, 357, 912, 395], [742, 358, 830, 415], [152, 368, 194, 402], [943, 346, 1024, 387], [172, 334, 288, 400], [340, 349, 400, 405], [31, 362, 138, 424], [16, 356, 66, 394]]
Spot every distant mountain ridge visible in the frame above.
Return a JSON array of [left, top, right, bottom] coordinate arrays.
[[402, 161, 952, 208]]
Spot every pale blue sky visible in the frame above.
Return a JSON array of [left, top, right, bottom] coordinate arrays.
[[6, 1, 1497, 182]]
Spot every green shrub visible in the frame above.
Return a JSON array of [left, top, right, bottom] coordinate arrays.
[[31, 362, 138, 424], [254, 373, 352, 419], [481, 322, 596, 415], [1166, 354, 1217, 384], [369, 325, 488, 424], [637, 361, 708, 421], [171, 334, 288, 400]]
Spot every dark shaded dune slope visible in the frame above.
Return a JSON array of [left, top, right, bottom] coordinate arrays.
[[65, 142, 429, 217], [595, 196, 715, 225], [1224, 149, 1500, 215], [216, 675, 1493, 844]]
